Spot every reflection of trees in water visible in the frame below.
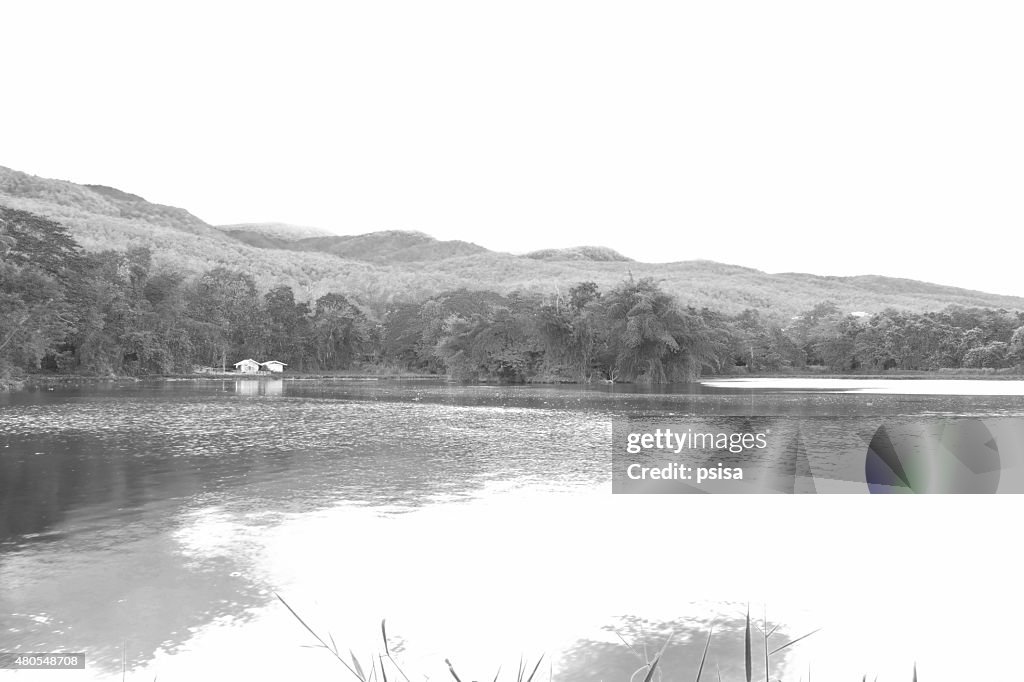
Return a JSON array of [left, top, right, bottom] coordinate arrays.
[[0, 393, 654, 543], [0, 430, 276, 541], [0, 393, 596, 541], [4, 381, 1015, 542], [0, 432, 157, 539], [558, 613, 790, 682], [284, 380, 1022, 418], [0, 434, 275, 671], [2, 530, 268, 675]]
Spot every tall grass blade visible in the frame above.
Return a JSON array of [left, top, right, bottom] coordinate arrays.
[[444, 658, 463, 682], [386, 651, 412, 682], [913, 661, 918, 682], [384, 646, 411, 682], [351, 651, 366, 681], [381, 620, 390, 657], [492, 666, 501, 682], [694, 626, 713, 682], [768, 629, 822, 656], [641, 657, 661, 682], [654, 630, 675, 665], [763, 606, 769, 682], [614, 628, 643, 662], [275, 592, 361, 679], [379, 656, 388, 682], [525, 655, 545, 682], [744, 605, 752, 682]]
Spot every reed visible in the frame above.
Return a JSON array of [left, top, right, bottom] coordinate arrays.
[[276, 595, 928, 681]]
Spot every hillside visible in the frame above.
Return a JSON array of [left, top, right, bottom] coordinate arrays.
[[218, 222, 334, 240], [523, 246, 632, 262], [3, 164, 1023, 318], [220, 229, 490, 264]]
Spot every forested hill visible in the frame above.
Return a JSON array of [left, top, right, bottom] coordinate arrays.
[[2, 164, 1023, 318], [220, 227, 490, 264]]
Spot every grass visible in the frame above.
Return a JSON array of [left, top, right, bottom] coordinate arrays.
[[276, 594, 917, 681]]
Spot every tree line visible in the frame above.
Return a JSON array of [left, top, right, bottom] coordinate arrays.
[[2, 206, 1023, 385]]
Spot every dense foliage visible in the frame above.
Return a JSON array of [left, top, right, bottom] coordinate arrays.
[[2, 207, 1023, 385]]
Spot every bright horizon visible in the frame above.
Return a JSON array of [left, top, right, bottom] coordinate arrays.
[[1, 1, 1022, 296]]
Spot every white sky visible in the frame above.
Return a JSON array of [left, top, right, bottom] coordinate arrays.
[[1, 1, 1022, 295]]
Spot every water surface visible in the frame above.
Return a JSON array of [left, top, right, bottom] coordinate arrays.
[[2, 379, 1023, 680]]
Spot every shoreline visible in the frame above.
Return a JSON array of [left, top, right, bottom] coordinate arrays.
[[4, 368, 1023, 392], [1, 372, 439, 391]]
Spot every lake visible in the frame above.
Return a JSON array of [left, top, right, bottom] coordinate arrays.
[[2, 378, 1024, 681]]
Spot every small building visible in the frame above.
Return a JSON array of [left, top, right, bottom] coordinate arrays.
[[234, 358, 260, 374], [260, 360, 288, 373]]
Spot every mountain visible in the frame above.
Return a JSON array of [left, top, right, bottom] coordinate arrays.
[[3, 164, 1023, 317], [220, 228, 490, 264], [523, 246, 632, 262], [218, 222, 334, 240], [0, 168, 221, 239]]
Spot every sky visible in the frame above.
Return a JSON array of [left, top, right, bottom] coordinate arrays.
[[1, 1, 1022, 295]]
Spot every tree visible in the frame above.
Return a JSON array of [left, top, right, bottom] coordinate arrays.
[[729, 309, 803, 372], [0, 261, 69, 376], [600, 277, 722, 383], [0, 206, 82, 279], [963, 342, 1009, 369], [432, 295, 544, 382], [264, 286, 311, 370], [311, 293, 373, 370], [535, 282, 605, 381], [381, 301, 429, 370], [1009, 326, 1024, 367], [186, 268, 261, 370], [0, 207, 81, 379]]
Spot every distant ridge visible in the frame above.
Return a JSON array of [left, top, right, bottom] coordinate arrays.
[[2, 163, 1023, 316], [221, 227, 490, 264], [0, 166, 221, 239], [218, 222, 333, 240], [523, 246, 633, 262], [83, 185, 147, 202]]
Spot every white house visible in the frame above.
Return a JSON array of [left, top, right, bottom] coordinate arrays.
[[260, 360, 288, 373], [233, 358, 260, 374]]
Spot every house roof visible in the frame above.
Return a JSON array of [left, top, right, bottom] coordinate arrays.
[[260, 360, 288, 366], [233, 358, 258, 366]]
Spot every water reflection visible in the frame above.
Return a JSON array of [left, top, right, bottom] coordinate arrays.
[[703, 377, 1024, 396], [233, 379, 283, 396], [0, 389, 613, 542], [1, 507, 269, 671], [558, 613, 789, 681], [1, 381, 1024, 679]]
